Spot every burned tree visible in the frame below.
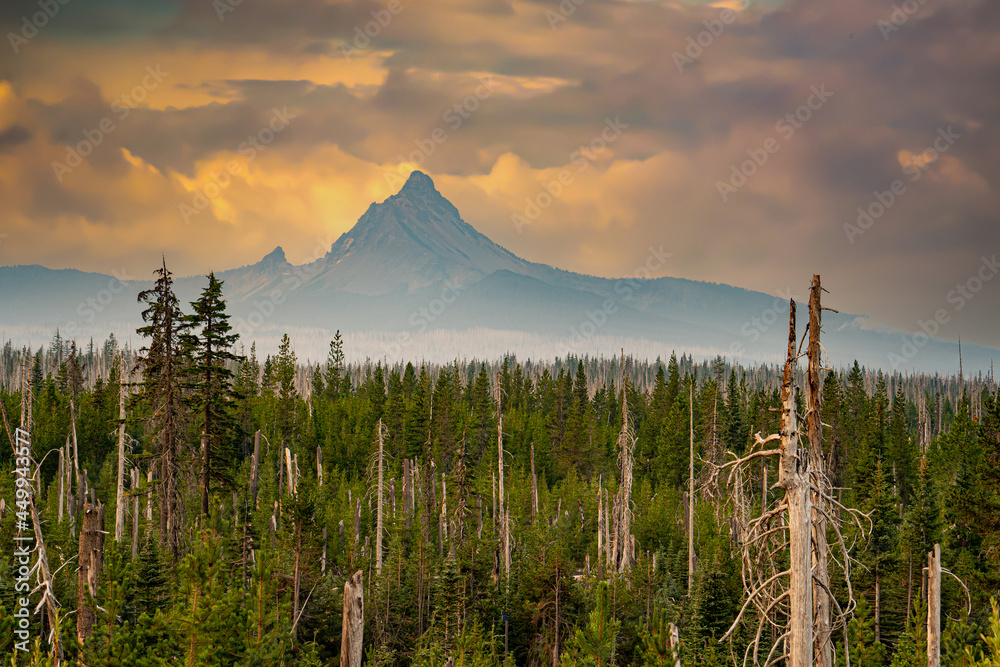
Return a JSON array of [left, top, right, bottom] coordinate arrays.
[[77, 502, 105, 644], [611, 360, 637, 574], [341, 570, 364, 667], [709, 282, 867, 667]]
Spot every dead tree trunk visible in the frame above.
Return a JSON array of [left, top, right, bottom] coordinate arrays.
[[77, 502, 105, 645], [616, 367, 636, 574], [250, 430, 260, 508], [58, 442, 65, 522], [531, 442, 538, 523], [317, 445, 324, 486], [322, 526, 328, 574], [927, 544, 941, 667], [293, 515, 302, 641], [776, 301, 814, 667], [341, 570, 364, 667], [71, 397, 82, 514], [354, 498, 362, 548], [376, 419, 385, 573], [496, 372, 507, 579], [285, 446, 295, 496], [761, 461, 768, 515], [807, 275, 832, 667], [146, 469, 154, 521], [132, 468, 140, 559], [115, 352, 127, 541], [688, 379, 695, 594]]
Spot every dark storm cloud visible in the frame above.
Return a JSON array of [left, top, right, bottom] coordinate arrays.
[[0, 124, 31, 152], [1, 0, 998, 347]]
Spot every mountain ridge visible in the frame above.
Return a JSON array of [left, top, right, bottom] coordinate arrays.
[[0, 171, 993, 373]]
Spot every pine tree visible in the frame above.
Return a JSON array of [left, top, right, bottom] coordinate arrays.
[[67, 341, 85, 399], [324, 331, 347, 401], [245, 547, 293, 664], [170, 531, 247, 666], [888, 387, 916, 503], [273, 333, 298, 440], [975, 599, 1000, 667], [640, 607, 681, 667], [858, 455, 899, 643], [722, 370, 746, 455], [562, 582, 619, 667], [905, 457, 941, 572], [836, 596, 886, 667], [889, 600, 927, 667], [136, 257, 188, 560], [181, 272, 241, 516], [81, 541, 136, 667], [130, 536, 170, 617]]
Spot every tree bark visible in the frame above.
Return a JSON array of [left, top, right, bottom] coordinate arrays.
[[250, 430, 260, 508], [71, 397, 81, 514], [58, 442, 65, 522], [531, 442, 539, 522], [927, 544, 941, 667], [317, 444, 324, 486], [132, 468, 140, 559], [688, 380, 695, 594], [778, 300, 813, 667], [376, 419, 384, 573], [115, 352, 127, 541], [807, 275, 832, 667], [341, 570, 364, 667], [77, 502, 105, 645]]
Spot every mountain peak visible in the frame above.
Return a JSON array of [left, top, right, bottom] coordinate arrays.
[[319, 168, 529, 295], [399, 170, 437, 195], [261, 246, 287, 264]]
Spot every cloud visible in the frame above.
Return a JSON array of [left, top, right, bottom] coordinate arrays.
[[0, 124, 30, 152], [0, 0, 998, 349]]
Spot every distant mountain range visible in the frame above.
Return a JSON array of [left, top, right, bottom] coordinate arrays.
[[0, 171, 993, 373]]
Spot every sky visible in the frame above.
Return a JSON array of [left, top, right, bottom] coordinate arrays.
[[0, 0, 998, 348]]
